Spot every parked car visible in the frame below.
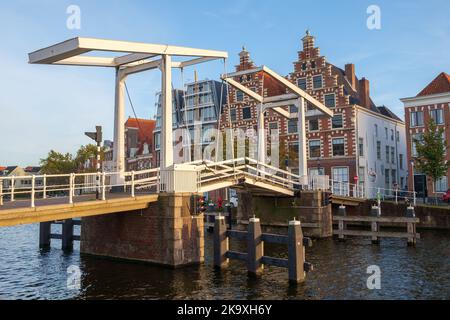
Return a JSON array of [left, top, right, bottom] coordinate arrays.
[[441, 188, 450, 204]]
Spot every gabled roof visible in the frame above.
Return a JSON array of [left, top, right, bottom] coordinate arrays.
[[417, 72, 450, 96], [377, 106, 403, 122], [125, 118, 156, 155]]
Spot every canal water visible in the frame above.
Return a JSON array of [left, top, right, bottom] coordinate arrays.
[[0, 224, 449, 300]]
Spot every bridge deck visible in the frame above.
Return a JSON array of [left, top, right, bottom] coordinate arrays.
[[0, 193, 158, 227]]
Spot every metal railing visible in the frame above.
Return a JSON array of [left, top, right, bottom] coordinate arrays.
[[0, 159, 419, 209], [0, 168, 159, 208]]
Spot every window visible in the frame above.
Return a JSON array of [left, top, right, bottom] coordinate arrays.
[[435, 176, 448, 192], [410, 111, 424, 127], [391, 169, 397, 185], [332, 114, 343, 128], [385, 127, 388, 140], [375, 124, 378, 137], [385, 169, 390, 190], [154, 133, 161, 150], [324, 93, 336, 108], [391, 147, 395, 164], [309, 140, 321, 158], [302, 63, 307, 71], [358, 167, 365, 192], [289, 105, 298, 114], [377, 141, 381, 159], [311, 61, 316, 69], [242, 107, 252, 120], [332, 167, 349, 195], [412, 133, 423, 157], [391, 129, 394, 141], [288, 119, 298, 134], [386, 146, 390, 163], [236, 90, 244, 102], [359, 137, 364, 156], [332, 138, 345, 156], [309, 119, 319, 131], [399, 154, 404, 169], [313, 75, 323, 89], [297, 78, 307, 90], [269, 121, 278, 133], [309, 167, 325, 175], [396, 130, 400, 142], [230, 109, 237, 122], [430, 109, 443, 124]]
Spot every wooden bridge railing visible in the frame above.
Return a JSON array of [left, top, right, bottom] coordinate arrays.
[[214, 215, 313, 283], [333, 205, 420, 246]]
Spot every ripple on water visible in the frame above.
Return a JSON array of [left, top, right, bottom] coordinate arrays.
[[0, 224, 449, 300]]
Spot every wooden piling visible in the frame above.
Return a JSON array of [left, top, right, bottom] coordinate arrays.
[[338, 205, 346, 241], [370, 206, 380, 244], [247, 217, 263, 276], [288, 219, 305, 283], [62, 219, 74, 251], [213, 215, 229, 268], [39, 222, 51, 249], [406, 206, 416, 246]]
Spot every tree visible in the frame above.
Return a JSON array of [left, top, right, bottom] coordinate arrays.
[[413, 119, 450, 198], [74, 144, 104, 172], [40, 150, 77, 174]]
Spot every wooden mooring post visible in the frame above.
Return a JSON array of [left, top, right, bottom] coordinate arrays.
[[214, 216, 313, 283], [39, 219, 81, 251], [333, 206, 420, 246]]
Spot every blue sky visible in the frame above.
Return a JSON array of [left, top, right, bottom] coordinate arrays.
[[1, 0, 449, 166]]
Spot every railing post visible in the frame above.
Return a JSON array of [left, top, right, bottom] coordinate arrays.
[[395, 188, 398, 204], [370, 205, 380, 244], [69, 173, 74, 204], [43, 174, 47, 199], [131, 171, 135, 197], [247, 216, 263, 276], [213, 215, 229, 269], [31, 175, 35, 208], [413, 191, 417, 206], [102, 172, 106, 200], [338, 205, 346, 241], [11, 177, 15, 202], [288, 219, 305, 283]]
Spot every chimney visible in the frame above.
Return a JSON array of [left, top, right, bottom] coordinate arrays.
[[359, 78, 370, 109], [345, 63, 356, 89]]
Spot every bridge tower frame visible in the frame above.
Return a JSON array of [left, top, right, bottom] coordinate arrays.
[[28, 37, 228, 185]]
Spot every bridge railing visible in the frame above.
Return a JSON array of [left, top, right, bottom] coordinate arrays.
[[0, 168, 159, 208]]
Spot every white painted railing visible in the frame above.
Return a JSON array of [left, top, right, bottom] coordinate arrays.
[[0, 168, 159, 208], [0, 159, 418, 208]]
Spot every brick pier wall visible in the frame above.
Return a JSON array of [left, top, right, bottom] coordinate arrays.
[[80, 193, 204, 267], [236, 190, 332, 238]]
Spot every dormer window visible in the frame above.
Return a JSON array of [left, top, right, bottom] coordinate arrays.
[[311, 61, 316, 69], [302, 63, 307, 71]]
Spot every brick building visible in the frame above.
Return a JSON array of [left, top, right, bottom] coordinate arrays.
[[220, 31, 407, 198], [401, 72, 450, 197], [103, 117, 156, 172]]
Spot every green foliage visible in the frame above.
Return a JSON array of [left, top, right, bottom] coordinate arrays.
[[413, 119, 450, 186], [40, 144, 104, 174], [40, 150, 77, 174]]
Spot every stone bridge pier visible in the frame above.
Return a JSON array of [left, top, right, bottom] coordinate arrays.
[[236, 189, 332, 238], [81, 192, 204, 267]]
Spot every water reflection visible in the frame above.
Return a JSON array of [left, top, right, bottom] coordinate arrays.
[[0, 224, 449, 300]]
